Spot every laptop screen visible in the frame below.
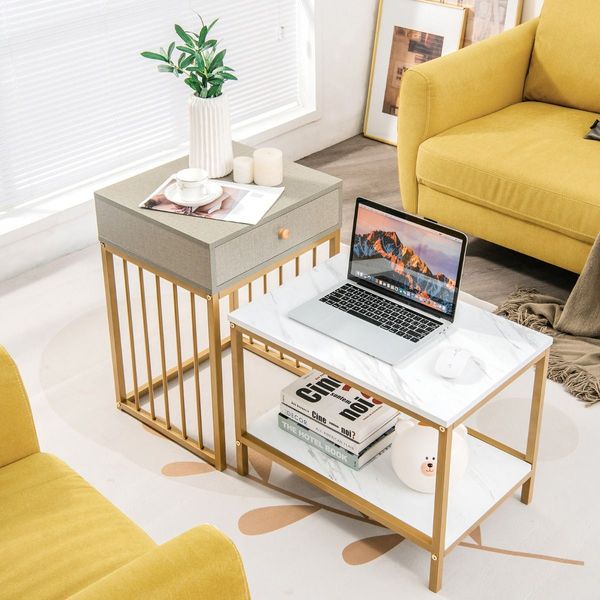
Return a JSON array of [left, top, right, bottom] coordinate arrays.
[[349, 200, 466, 320]]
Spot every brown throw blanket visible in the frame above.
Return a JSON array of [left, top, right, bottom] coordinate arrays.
[[495, 235, 600, 405]]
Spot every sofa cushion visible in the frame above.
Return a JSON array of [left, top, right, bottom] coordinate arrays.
[[0, 453, 155, 600], [416, 101, 600, 244], [524, 0, 600, 113]]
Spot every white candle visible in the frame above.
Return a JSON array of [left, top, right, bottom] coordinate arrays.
[[253, 147, 283, 186], [233, 156, 254, 184]]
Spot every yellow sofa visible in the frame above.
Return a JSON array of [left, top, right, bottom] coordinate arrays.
[[0, 347, 250, 600], [397, 0, 600, 274]]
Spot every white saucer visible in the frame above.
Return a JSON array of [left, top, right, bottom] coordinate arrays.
[[164, 181, 223, 208]]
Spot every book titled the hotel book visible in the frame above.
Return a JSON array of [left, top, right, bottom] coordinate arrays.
[[278, 414, 393, 470], [279, 371, 399, 469]]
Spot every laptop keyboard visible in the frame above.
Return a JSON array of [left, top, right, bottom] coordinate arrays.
[[319, 283, 442, 342]]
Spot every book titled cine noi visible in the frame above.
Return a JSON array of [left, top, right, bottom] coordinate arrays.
[[280, 371, 399, 467]]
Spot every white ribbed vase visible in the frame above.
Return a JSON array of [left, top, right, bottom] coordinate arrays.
[[188, 93, 233, 178]]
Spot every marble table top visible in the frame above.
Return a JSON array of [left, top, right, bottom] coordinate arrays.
[[229, 251, 552, 427]]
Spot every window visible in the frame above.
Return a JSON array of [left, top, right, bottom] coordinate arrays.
[[0, 0, 312, 213]]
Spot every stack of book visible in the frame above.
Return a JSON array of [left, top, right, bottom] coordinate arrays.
[[278, 370, 400, 470]]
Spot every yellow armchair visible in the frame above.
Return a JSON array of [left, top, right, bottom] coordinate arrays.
[[397, 1, 600, 274], [69, 526, 250, 600], [0, 346, 39, 468], [0, 346, 250, 600], [397, 19, 538, 215]]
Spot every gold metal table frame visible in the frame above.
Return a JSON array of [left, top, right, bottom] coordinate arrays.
[[229, 322, 549, 592], [101, 231, 341, 471]]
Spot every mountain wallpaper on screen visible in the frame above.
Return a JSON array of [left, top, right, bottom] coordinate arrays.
[[353, 230, 456, 312]]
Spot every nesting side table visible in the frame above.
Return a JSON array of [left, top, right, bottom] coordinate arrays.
[[95, 144, 341, 470], [228, 252, 552, 592]]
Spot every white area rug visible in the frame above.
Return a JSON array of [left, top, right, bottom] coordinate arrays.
[[0, 245, 597, 599]]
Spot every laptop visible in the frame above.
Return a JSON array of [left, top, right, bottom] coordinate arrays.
[[288, 198, 468, 364]]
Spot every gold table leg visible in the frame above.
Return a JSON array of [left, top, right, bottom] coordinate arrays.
[[329, 228, 341, 257], [521, 350, 549, 504], [429, 425, 453, 593], [101, 245, 126, 405], [207, 295, 226, 471], [231, 324, 249, 475]]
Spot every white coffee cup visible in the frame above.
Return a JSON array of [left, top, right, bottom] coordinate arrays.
[[175, 168, 208, 202]]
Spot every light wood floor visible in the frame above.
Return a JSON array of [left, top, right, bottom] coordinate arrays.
[[300, 135, 578, 306]]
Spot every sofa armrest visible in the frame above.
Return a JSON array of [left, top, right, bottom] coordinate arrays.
[[0, 346, 39, 467], [68, 525, 250, 600], [397, 18, 538, 213]]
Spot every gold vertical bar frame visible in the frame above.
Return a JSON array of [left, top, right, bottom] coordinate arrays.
[[172, 284, 187, 439], [155, 275, 171, 429], [190, 292, 203, 449], [262, 274, 270, 353], [231, 323, 249, 475], [207, 295, 226, 471], [101, 230, 341, 472], [329, 229, 341, 257], [138, 267, 155, 419], [100, 245, 126, 405], [122, 259, 140, 411]]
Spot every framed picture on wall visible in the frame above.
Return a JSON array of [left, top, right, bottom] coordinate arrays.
[[444, 0, 523, 46], [364, 0, 467, 145]]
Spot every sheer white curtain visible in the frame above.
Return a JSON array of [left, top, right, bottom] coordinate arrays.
[[0, 0, 299, 210]]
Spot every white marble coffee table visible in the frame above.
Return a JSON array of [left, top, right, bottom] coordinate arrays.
[[228, 251, 552, 593]]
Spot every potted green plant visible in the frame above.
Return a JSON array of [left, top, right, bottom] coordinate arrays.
[[142, 16, 237, 177]]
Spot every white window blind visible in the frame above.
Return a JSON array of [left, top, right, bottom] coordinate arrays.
[[0, 0, 300, 211]]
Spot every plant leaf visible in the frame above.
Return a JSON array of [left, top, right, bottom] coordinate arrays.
[[180, 54, 195, 69], [209, 49, 226, 70], [221, 72, 237, 80], [140, 51, 169, 62], [167, 41, 175, 60], [194, 51, 206, 71], [238, 504, 319, 535], [175, 24, 193, 45], [206, 18, 218, 34], [157, 65, 174, 73], [198, 25, 208, 46], [176, 45, 195, 55], [184, 77, 200, 93]]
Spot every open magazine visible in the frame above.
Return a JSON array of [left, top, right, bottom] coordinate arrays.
[[139, 175, 284, 225]]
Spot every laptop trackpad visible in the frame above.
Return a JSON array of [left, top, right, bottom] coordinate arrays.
[[289, 299, 414, 364]]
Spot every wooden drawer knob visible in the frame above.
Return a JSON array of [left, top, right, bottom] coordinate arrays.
[[278, 228, 290, 240]]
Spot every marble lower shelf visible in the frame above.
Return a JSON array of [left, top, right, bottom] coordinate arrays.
[[248, 407, 531, 549]]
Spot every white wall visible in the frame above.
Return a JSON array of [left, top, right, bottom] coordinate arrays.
[[262, 0, 380, 160], [266, 0, 544, 161]]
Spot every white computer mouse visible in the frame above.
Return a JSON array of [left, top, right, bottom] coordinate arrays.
[[434, 346, 473, 379]]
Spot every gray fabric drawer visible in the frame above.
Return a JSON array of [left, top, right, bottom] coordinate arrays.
[[96, 200, 212, 290], [213, 190, 340, 286]]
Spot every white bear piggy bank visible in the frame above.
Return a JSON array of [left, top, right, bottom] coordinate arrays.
[[391, 420, 469, 493]]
